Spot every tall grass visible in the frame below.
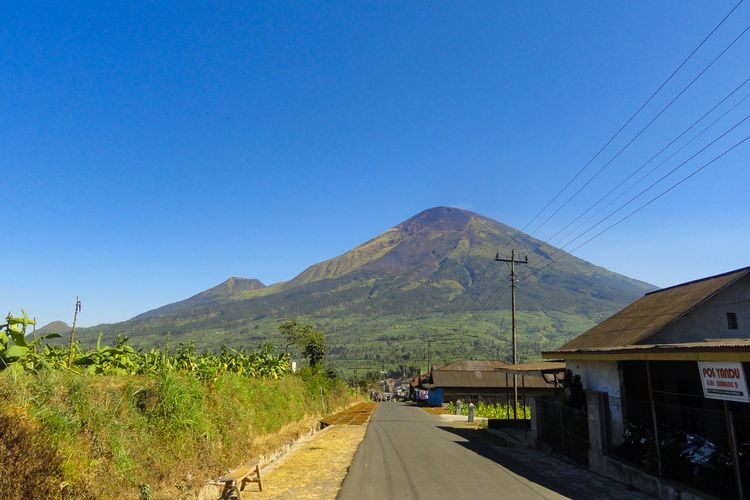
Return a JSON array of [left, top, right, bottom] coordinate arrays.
[[0, 368, 355, 498]]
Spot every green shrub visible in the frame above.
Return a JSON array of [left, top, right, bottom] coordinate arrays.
[[0, 368, 356, 497]]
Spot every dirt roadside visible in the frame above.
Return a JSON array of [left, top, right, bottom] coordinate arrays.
[[254, 402, 376, 499]]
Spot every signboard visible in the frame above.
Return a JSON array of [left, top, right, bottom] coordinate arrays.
[[698, 362, 750, 403]]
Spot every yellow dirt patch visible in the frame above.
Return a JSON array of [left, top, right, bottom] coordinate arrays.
[[422, 406, 447, 415], [257, 425, 367, 499]]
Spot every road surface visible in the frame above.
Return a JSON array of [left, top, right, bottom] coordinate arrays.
[[338, 402, 651, 500]]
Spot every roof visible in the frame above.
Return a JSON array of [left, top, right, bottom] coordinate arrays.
[[430, 369, 552, 389], [409, 374, 429, 387], [435, 359, 509, 371], [543, 339, 750, 362], [496, 361, 565, 375], [551, 267, 750, 353]]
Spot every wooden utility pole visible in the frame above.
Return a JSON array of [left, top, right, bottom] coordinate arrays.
[[495, 249, 528, 418], [427, 336, 433, 373], [67, 297, 82, 367]]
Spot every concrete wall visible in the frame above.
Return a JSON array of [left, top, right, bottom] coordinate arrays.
[[568, 360, 624, 445], [567, 360, 621, 395], [649, 273, 750, 344]]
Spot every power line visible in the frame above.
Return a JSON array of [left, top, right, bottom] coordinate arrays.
[[527, 21, 750, 237], [544, 78, 750, 247], [526, 109, 750, 277], [522, 130, 750, 281], [519, 0, 745, 235]]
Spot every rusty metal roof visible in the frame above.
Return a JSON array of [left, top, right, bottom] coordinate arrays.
[[495, 361, 566, 375], [551, 267, 750, 353], [430, 369, 551, 389], [543, 339, 750, 361], [435, 359, 509, 371]]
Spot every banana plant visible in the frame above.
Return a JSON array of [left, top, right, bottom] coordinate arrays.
[[1, 311, 61, 371]]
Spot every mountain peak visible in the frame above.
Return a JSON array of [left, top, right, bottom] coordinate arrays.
[[37, 320, 71, 335], [90, 206, 655, 354], [220, 277, 266, 290], [131, 276, 265, 320], [399, 206, 476, 232]]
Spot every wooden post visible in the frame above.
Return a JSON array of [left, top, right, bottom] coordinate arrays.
[[645, 361, 663, 477], [724, 400, 745, 500], [522, 374, 528, 440], [505, 372, 510, 420], [559, 400, 565, 453]]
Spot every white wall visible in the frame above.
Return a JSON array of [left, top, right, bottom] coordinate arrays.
[[567, 360, 625, 445], [648, 274, 750, 344], [567, 360, 621, 396]]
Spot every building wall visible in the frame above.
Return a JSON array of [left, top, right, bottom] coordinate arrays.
[[648, 274, 750, 344], [567, 360, 621, 396], [567, 360, 625, 444]]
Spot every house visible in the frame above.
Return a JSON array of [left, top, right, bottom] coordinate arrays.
[[539, 266, 750, 499], [423, 359, 559, 404]]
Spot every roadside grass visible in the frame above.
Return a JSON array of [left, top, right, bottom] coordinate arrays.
[[0, 368, 356, 498]]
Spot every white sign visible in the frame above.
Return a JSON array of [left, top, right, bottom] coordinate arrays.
[[698, 362, 749, 403]]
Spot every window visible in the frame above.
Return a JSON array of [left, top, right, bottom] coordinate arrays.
[[727, 312, 738, 330]]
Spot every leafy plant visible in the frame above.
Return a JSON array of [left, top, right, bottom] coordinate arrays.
[[279, 318, 327, 367], [445, 400, 531, 419], [1, 312, 61, 372], [0, 311, 291, 381]]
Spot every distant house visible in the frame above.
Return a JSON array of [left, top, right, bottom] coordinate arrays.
[[539, 266, 750, 499], [423, 359, 559, 404]]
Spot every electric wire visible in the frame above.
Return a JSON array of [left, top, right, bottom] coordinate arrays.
[[524, 110, 750, 278], [527, 21, 750, 238], [543, 77, 750, 246], [518, 0, 745, 234], [521, 129, 750, 282], [550, 85, 750, 249]]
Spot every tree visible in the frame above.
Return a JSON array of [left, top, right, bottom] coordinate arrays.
[[279, 319, 327, 368]]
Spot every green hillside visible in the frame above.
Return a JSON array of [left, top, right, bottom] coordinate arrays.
[[77, 207, 654, 371]]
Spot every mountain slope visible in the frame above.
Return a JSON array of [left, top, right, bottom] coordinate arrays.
[[82, 207, 655, 363], [134, 277, 265, 320], [37, 320, 71, 335]]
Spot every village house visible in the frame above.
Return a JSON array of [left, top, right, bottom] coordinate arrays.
[[538, 266, 750, 500], [420, 359, 559, 405]]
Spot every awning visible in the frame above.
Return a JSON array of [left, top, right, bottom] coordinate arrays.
[[543, 339, 750, 362]]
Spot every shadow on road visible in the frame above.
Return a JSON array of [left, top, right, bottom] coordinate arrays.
[[436, 426, 603, 500]]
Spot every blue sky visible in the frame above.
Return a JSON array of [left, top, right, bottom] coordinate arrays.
[[3, 1, 750, 326]]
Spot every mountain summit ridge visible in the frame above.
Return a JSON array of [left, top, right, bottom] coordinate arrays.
[[86, 206, 655, 351]]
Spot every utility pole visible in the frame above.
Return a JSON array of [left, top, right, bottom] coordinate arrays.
[[67, 297, 82, 367], [495, 249, 528, 418], [427, 336, 432, 373]]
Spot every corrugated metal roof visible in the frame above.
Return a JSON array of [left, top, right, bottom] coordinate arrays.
[[548, 338, 750, 356], [435, 359, 509, 371], [430, 369, 551, 389], [552, 267, 750, 352], [496, 361, 565, 374]]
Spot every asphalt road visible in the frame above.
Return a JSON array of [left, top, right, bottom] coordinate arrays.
[[338, 402, 651, 500]]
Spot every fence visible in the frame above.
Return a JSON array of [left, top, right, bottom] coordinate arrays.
[[537, 396, 589, 466], [605, 395, 748, 499]]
